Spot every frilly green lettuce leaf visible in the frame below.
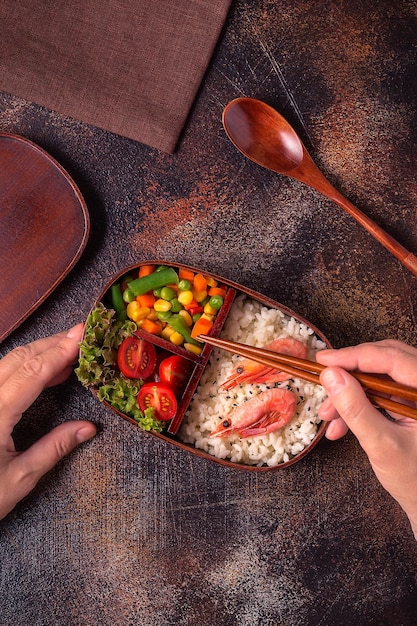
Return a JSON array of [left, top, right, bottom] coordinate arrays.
[[75, 302, 136, 386], [75, 303, 165, 433]]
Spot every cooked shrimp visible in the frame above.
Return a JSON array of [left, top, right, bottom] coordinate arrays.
[[210, 388, 297, 438], [220, 338, 308, 390]]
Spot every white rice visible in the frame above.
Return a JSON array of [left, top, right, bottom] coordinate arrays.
[[178, 295, 327, 467]]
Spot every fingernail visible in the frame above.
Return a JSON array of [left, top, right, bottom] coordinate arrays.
[[75, 424, 97, 443], [66, 323, 83, 339], [325, 420, 337, 439], [320, 368, 346, 397]]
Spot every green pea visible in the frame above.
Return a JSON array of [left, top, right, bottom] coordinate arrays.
[[178, 279, 191, 291], [209, 295, 223, 310], [153, 287, 162, 297], [192, 313, 202, 323], [160, 286, 176, 301]]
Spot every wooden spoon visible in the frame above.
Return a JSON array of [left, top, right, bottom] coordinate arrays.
[[222, 97, 417, 276]]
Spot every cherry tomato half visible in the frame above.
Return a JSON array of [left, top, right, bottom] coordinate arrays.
[[159, 355, 193, 397], [137, 382, 177, 421], [117, 337, 156, 379]]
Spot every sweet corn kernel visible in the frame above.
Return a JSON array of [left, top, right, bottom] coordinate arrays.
[[192, 289, 207, 303], [146, 309, 159, 321], [154, 298, 172, 312], [169, 331, 184, 346], [179, 310, 193, 326], [177, 290, 194, 305], [203, 303, 217, 316], [206, 276, 217, 288], [161, 326, 175, 340], [184, 343, 202, 355], [126, 302, 151, 322]]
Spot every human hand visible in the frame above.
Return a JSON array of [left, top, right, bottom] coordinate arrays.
[[316, 339, 417, 538], [0, 324, 96, 520]]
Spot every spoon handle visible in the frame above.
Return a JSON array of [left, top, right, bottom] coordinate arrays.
[[301, 151, 417, 276], [330, 187, 417, 276]]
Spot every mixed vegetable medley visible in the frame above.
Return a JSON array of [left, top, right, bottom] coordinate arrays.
[[76, 264, 227, 432]]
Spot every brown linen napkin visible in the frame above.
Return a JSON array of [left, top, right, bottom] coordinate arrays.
[[0, 0, 231, 152]]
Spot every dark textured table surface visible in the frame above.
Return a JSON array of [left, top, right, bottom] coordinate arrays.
[[1, 1, 417, 624]]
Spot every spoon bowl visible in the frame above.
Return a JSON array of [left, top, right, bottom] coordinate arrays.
[[223, 97, 304, 172], [223, 97, 417, 276]]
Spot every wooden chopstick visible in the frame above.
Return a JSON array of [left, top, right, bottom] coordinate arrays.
[[201, 335, 417, 401], [198, 334, 417, 421]]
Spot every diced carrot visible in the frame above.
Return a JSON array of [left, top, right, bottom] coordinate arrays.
[[137, 293, 156, 308], [193, 273, 207, 292], [141, 318, 162, 335], [139, 264, 156, 278], [191, 315, 213, 339], [208, 286, 227, 297], [166, 283, 179, 292], [179, 267, 195, 282]]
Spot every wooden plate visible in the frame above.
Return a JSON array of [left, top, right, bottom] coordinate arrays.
[[0, 134, 90, 342]]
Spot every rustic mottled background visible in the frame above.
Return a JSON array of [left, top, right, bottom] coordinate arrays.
[[1, 0, 417, 624]]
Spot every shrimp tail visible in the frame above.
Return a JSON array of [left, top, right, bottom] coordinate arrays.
[[221, 338, 308, 389]]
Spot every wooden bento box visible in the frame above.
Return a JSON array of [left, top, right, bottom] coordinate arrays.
[[76, 261, 331, 471]]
